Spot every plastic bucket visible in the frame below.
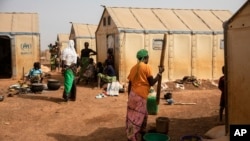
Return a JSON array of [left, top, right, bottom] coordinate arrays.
[[156, 117, 170, 134], [180, 135, 202, 141], [143, 133, 170, 141], [147, 95, 158, 115]]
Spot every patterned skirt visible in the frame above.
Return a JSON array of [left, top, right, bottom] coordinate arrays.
[[126, 91, 148, 141]]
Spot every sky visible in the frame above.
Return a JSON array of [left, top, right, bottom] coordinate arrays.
[[0, 0, 247, 51]]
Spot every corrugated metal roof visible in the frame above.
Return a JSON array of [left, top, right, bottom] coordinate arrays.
[[57, 33, 69, 42], [105, 7, 232, 33], [193, 10, 223, 32], [174, 9, 211, 32], [153, 9, 190, 32], [0, 12, 39, 33], [131, 8, 166, 30], [71, 23, 97, 38], [212, 10, 233, 22], [108, 8, 143, 30]]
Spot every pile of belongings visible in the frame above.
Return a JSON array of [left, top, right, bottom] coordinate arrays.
[[175, 76, 201, 87], [9, 80, 30, 95], [164, 92, 174, 105], [95, 81, 124, 99]]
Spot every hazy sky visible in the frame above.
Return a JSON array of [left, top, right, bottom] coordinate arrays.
[[0, 0, 247, 51]]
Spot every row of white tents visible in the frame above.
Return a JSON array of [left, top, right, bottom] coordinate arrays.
[[57, 7, 232, 84], [0, 7, 232, 82]]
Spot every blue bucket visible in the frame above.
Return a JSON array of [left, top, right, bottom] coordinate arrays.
[[143, 133, 170, 141]]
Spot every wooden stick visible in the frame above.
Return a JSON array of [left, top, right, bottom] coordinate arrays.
[[174, 102, 197, 105], [156, 34, 167, 105]]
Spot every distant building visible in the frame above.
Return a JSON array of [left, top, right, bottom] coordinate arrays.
[[57, 33, 69, 52], [0, 12, 40, 79], [69, 23, 97, 57], [96, 7, 232, 83], [40, 49, 50, 62]]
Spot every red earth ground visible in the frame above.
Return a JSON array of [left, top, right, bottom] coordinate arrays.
[[0, 71, 224, 141]]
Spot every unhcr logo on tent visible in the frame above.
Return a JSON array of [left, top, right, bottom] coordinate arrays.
[[20, 43, 32, 55]]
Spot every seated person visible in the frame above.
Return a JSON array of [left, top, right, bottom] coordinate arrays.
[[28, 62, 43, 83], [94, 62, 104, 81], [97, 59, 116, 88], [107, 48, 114, 67], [82, 58, 96, 84]]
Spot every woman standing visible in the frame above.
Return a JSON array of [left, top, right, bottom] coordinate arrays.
[[126, 49, 164, 141], [61, 40, 78, 102], [77, 42, 97, 84]]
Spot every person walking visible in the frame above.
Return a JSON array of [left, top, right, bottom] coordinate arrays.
[[218, 66, 225, 122], [126, 49, 164, 141], [61, 40, 78, 102], [77, 42, 97, 84]]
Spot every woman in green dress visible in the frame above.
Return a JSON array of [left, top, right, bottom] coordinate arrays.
[[61, 40, 78, 102]]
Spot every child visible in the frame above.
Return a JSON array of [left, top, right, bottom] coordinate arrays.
[[218, 66, 225, 122], [28, 62, 43, 83]]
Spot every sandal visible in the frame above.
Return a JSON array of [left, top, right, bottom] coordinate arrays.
[[95, 93, 106, 99], [101, 93, 107, 97], [95, 94, 102, 99]]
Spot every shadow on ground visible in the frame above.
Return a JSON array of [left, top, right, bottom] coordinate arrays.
[[47, 126, 127, 141], [47, 115, 222, 141], [17, 94, 64, 103], [167, 115, 222, 141]]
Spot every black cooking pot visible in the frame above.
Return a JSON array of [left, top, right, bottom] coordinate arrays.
[[164, 92, 172, 99], [30, 83, 44, 93], [47, 79, 61, 90]]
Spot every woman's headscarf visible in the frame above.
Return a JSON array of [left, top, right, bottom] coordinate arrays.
[[68, 40, 77, 55], [134, 49, 148, 80], [62, 40, 77, 66], [136, 49, 148, 61]]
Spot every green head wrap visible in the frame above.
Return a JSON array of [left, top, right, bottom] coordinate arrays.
[[136, 49, 148, 61]]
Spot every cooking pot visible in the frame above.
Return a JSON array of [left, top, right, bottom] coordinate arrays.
[[30, 83, 44, 93], [164, 92, 172, 99], [47, 79, 61, 90]]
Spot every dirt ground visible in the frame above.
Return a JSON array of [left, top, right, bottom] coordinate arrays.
[[0, 72, 224, 141]]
